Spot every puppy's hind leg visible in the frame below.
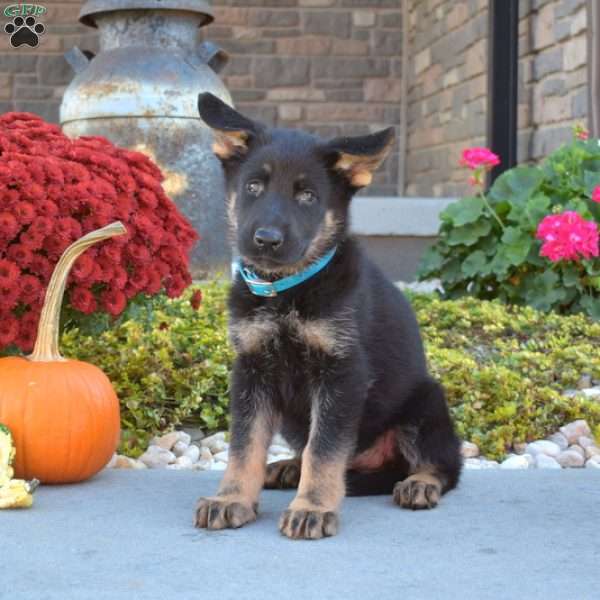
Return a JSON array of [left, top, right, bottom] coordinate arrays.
[[392, 379, 462, 510]]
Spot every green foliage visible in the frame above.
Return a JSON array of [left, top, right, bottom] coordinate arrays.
[[5, 279, 598, 460], [409, 293, 600, 458], [60, 282, 234, 457], [417, 136, 600, 319]]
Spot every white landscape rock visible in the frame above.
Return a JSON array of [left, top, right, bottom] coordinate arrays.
[[272, 433, 288, 447], [211, 461, 227, 471], [556, 449, 585, 468], [500, 454, 530, 469], [585, 445, 600, 459], [201, 432, 228, 454], [213, 450, 229, 463], [176, 431, 192, 446], [463, 458, 482, 469], [269, 444, 293, 456], [585, 456, 600, 468], [546, 432, 569, 451], [480, 459, 500, 469], [175, 455, 194, 469], [105, 454, 118, 469], [152, 431, 179, 451], [139, 445, 176, 468], [172, 441, 189, 457], [559, 420, 591, 445], [581, 386, 600, 399], [526, 440, 561, 458], [535, 454, 562, 469], [577, 436, 594, 449], [183, 444, 201, 463], [568, 444, 585, 457], [461, 441, 479, 458]]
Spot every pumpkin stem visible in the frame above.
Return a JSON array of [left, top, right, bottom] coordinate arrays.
[[28, 222, 127, 362]]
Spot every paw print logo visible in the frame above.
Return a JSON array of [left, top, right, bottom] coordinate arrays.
[[4, 16, 45, 48]]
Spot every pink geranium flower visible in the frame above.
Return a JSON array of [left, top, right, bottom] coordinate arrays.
[[592, 185, 600, 203], [459, 147, 500, 171], [536, 211, 599, 262]]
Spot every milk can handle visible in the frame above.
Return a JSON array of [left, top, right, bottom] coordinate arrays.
[[197, 41, 229, 74]]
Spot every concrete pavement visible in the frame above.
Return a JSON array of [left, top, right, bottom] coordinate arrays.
[[2, 469, 599, 600]]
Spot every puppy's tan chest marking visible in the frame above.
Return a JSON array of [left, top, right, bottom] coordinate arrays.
[[229, 309, 356, 356], [229, 314, 279, 354]]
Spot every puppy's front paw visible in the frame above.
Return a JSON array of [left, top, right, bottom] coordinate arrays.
[[393, 475, 441, 510], [194, 496, 257, 530], [279, 508, 339, 540]]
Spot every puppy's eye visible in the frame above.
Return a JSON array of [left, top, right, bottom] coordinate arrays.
[[297, 189, 317, 205], [246, 180, 264, 196]]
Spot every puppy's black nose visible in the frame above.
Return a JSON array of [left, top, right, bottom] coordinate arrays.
[[253, 227, 283, 250]]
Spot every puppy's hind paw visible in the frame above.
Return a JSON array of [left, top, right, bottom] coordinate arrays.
[[393, 474, 442, 510]]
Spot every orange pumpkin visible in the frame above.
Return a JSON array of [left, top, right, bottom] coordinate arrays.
[[0, 222, 126, 483]]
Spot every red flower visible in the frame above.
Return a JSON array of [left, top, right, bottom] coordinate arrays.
[[0, 285, 20, 310], [7, 243, 33, 267], [70, 286, 97, 314], [0, 212, 19, 239], [592, 185, 600, 204], [190, 289, 203, 310], [0, 111, 198, 352], [14, 202, 36, 225], [0, 259, 20, 286], [0, 315, 19, 346], [101, 288, 127, 316], [19, 274, 43, 304], [30, 216, 54, 236]]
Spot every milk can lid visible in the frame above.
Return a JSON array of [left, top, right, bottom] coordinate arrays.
[[79, 0, 214, 28]]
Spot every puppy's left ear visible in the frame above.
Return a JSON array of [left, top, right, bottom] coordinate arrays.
[[198, 92, 261, 160], [322, 127, 395, 188]]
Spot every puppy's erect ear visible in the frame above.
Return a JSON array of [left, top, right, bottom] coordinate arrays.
[[322, 127, 395, 188], [198, 93, 260, 160]]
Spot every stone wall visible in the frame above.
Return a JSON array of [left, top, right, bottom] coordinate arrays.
[[405, 0, 589, 198]]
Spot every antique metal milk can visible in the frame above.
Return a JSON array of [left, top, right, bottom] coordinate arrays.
[[60, 0, 232, 276]]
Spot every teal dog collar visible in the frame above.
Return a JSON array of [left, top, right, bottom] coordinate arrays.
[[233, 246, 337, 297]]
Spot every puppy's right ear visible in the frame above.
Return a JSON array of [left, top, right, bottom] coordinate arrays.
[[198, 93, 260, 161]]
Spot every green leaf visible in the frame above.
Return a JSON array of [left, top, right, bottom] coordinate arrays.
[[447, 219, 492, 246], [442, 196, 486, 227], [417, 245, 445, 278], [489, 166, 543, 205], [583, 170, 600, 195], [524, 193, 551, 229], [580, 295, 600, 320], [461, 250, 488, 277], [561, 264, 583, 289], [524, 271, 567, 311]]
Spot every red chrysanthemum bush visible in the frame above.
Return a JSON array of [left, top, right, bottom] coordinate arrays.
[[0, 112, 198, 352]]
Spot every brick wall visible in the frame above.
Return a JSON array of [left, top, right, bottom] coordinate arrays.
[[0, 0, 591, 200], [405, 0, 589, 198], [0, 0, 402, 196]]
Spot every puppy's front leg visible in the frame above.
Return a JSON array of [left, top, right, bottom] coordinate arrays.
[[195, 379, 276, 530], [279, 371, 364, 540]]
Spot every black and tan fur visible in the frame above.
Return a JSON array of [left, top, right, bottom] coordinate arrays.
[[194, 93, 462, 540]]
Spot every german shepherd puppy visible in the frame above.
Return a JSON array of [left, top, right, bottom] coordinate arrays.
[[195, 93, 462, 540]]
